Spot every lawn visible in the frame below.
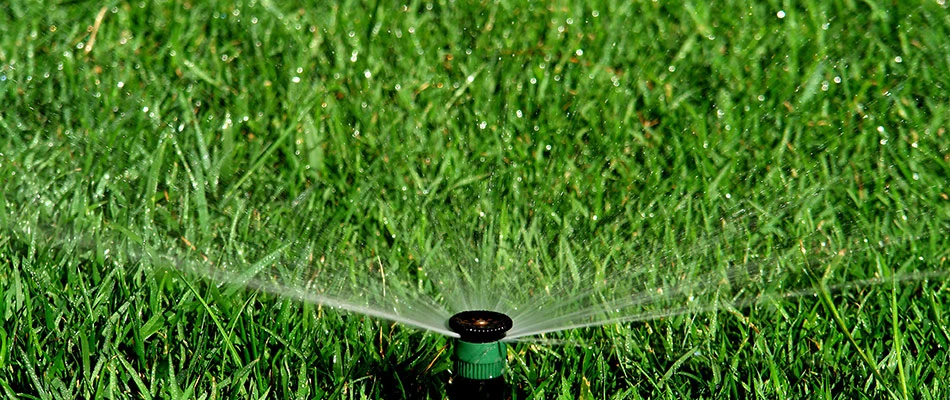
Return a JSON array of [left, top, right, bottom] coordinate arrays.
[[1, 0, 949, 398]]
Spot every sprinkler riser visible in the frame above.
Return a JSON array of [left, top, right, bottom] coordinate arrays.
[[453, 340, 507, 380]]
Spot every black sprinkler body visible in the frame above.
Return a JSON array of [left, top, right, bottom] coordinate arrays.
[[449, 310, 513, 343]]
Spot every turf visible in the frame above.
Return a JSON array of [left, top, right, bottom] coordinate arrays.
[[1, 0, 949, 398]]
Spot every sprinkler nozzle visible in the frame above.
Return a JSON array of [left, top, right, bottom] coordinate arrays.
[[448, 311, 512, 380]]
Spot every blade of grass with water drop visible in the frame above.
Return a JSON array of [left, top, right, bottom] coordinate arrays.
[[220, 119, 297, 204], [179, 277, 242, 366], [220, 244, 290, 297], [813, 267, 897, 399]]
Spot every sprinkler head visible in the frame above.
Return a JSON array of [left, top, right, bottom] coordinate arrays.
[[449, 310, 513, 343], [449, 311, 513, 381]]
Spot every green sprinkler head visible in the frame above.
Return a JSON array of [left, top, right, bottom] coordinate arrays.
[[448, 310, 513, 380]]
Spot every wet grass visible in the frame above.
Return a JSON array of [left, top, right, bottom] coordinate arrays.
[[2, 0, 950, 398]]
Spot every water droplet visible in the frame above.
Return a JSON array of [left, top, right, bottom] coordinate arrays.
[[894, 56, 902, 63], [575, 49, 583, 56], [777, 10, 786, 18]]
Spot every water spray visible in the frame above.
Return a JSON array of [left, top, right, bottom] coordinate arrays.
[[448, 310, 513, 397]]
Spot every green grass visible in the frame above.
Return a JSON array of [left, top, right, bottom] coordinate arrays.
[[2, 0, 950, 398]]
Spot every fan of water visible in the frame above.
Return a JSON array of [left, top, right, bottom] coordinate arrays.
[[149, 164, 945, 343]]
